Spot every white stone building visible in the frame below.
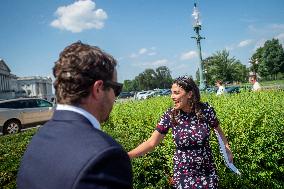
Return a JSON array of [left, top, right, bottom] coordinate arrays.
[[0, 59, 17, 99], [0, 58, 54, 101], [17, 76, 53, 101]]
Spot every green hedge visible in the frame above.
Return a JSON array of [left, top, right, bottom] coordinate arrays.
[[1, 91, 283, 188], [103, 91, 284, 188], [0, 129, 36, 189]]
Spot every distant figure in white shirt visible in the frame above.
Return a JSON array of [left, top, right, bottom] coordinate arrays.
[[216, 80, 226, 95], [250, 75, 261, 92]]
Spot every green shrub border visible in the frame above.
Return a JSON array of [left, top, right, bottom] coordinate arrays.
[[0, 91, 283, 188]]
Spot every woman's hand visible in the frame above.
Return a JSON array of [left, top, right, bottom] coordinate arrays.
[[128, 131, 165, 159], [226, 147, 233, 163], [214, 126, 234, 163]]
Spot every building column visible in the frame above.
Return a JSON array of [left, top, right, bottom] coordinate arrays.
[[3, 75, 6, 91], [0, 75, 3, 91]]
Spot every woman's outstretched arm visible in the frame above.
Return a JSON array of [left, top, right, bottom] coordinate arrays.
[[128, 130, 165, 159]]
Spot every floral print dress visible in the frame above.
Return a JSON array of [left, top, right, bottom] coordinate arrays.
[[156, 103, 219, 189]]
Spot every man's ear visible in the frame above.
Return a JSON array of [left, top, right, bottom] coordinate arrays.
[[92, 80, 104, 100]]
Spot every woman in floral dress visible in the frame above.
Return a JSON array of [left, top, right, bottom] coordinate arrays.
[[128, 76, 233, 188]]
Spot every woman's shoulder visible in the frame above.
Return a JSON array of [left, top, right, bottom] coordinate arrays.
[[164, 107, 174, 115], [201, 102, 214, 111], [200, 101, 209, 107]]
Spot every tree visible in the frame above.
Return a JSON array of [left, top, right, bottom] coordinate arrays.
[[123, 80, 139, 92], [202, 50, 248, 85], [253, 38, 284, 80], [231, 63, 248, 83], [155, 66, 173, 89], [140, 68, 157, 90], [123, 66, 173, 91]]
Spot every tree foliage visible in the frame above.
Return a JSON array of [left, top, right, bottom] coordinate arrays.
[[123, 66, 173, 91], [251, 38, 284, 80], [201, 50, 248, 86], [155, 66, 173, 89]]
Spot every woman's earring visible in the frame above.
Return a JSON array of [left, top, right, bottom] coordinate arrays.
[[187, 98, 193, 105]]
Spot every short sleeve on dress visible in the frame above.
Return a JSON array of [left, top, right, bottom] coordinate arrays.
[[204, 103, 219, 128], [155, 109, 172, 135]]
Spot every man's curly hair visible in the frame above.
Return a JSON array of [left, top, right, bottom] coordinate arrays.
[[53, 41, 117, 105]]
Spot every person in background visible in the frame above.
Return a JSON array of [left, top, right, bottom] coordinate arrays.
[[216, 80, 226, 95], [250, 75, 261, 91], [128, 76, 233, 189], [17, 41, 133, 189]]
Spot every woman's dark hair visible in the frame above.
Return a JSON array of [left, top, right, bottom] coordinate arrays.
[[170, 76, 206, 125], [53, 41, 117, 104]]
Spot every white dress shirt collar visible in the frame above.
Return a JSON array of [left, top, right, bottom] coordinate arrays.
[[56, 104, 101, 130]]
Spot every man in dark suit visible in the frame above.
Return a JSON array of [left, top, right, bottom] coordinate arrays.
[[17, 41, 133, 189]]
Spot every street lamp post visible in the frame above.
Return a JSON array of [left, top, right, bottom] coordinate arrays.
[[249, 58, 259, 76], [191, 3, 206, 90]]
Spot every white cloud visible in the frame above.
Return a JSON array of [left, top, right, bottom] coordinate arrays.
[[139, 59, 169, 67], [275, 33, 284, 41], [129, 47, 157, 58], [152, 59, 168, 66], [224, 39, 253, 51], [50, 0, 107, 33], [180, 51, 198, 61], [129, 53, 138, 58], [147, 52, 157, 56], [253, 38, 266, 51], [252, 34, 284, 50], [225, 45, 235, 51], [139, 48, 147, 54], [270, 24, 284, 30], [248, 25, 257, 32], [117, 57, 125, 61], [238, 39, 253, 47], [252, 36, 284, 51], [248, 23, 284, 36]]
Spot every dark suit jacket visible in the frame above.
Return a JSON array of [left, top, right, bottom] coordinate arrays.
[[17, 110, 133, 189]]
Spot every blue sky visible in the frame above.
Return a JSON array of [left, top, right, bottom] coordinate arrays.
[[0, 0, 284, 82]]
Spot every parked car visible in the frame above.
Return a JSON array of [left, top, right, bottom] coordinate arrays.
[[0, 98, 54, 135], [206, 87, 217, 93], [135, 91, 156, 100], [135, 91, 148, 100], [159, 89, 171, 96], [225, 86, 240, 94], [117, 92, 134, 99]]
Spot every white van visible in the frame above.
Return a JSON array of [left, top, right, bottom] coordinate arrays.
[[0, 98, 54, 135]]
